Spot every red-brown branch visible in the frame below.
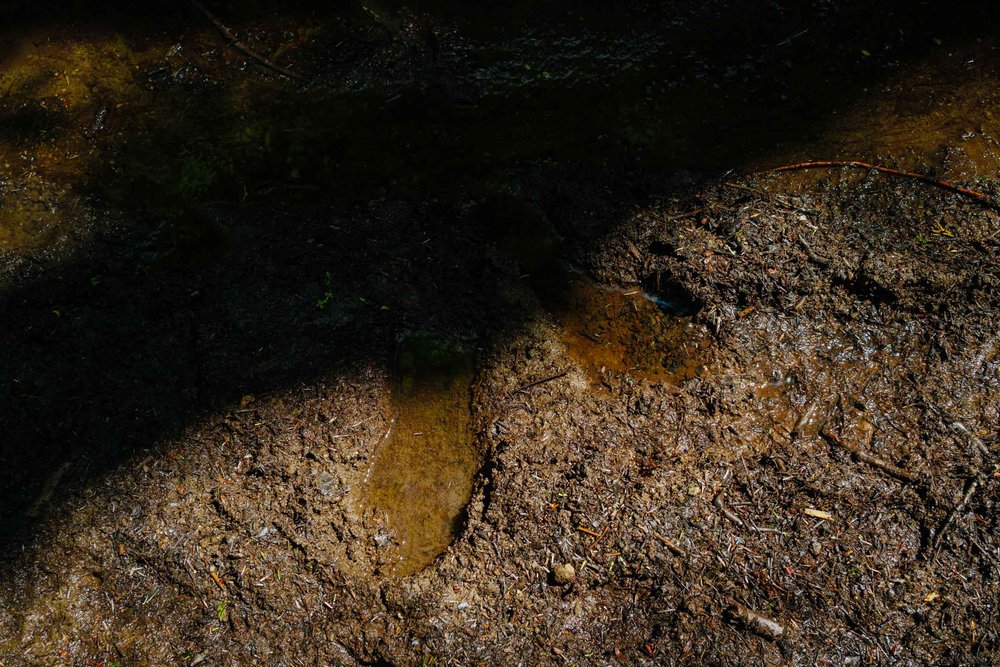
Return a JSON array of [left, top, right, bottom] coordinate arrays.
[[758, 160, 999, 210]]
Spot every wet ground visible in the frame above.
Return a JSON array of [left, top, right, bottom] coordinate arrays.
[[1, 1, 999, 665], [363, 333, 477, 576]]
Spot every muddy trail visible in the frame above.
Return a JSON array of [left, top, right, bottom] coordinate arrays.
[[1, 1, 999, 665]]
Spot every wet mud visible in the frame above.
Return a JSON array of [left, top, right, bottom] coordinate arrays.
[[1, 1, 999, 665], [363, 333, 477, 576]]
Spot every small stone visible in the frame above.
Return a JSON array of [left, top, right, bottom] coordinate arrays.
[[316, 472, 337, 496], [552, 563, 576, 585], [810, 540, 823, 556]]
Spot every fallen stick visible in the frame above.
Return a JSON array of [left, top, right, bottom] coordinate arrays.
[[757, 160, 1000, 210], [950, 422, 991, 458], [649, 531, 686, 556], [930, 474, 982, 560], [514, 371, 567, 395], [821, 430, 918, 483], [665, 207, 706, 221], [186, 0, 310, 83], [589, 526, 611, 550]]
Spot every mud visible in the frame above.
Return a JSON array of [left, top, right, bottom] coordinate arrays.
[[1, 1, 999, 665], [363, 333, 478, 576]]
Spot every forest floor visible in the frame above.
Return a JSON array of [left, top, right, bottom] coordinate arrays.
[[1, 1, 998, 665]]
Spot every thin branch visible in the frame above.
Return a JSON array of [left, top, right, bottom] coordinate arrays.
[[757, 160, 999, 210], [930, 474, 982, 560], [186, 0, 309, 83], [514, 371, 568, 395], [821, 429, 919, 483]]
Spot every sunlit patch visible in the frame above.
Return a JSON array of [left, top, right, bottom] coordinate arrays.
[[548, 274, 711, 384], [0, 173, 87, 249], [362, 332, 478, 575]]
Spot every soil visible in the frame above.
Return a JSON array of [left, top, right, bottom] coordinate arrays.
[[1, 1, 998, 665]]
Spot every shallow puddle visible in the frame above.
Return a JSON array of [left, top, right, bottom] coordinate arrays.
[[546, 273, 711, 383], [363, 333, 477, 575], [480, 193, 710, 383]]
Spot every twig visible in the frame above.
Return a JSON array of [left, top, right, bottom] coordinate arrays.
[[821, 430, 918, 483], [756, 160, 1000, 210], [648, 531, 686, 556], [209, 570, 228, 593], [665, 207, 705, 221], [713, 490, 745, 527], [929, 452, 998, 560], [589, 526, 610, 550], [185, 0, 309, 83], [776, 27, 809, 47], [930, 474, 982, 560], [514, 371, 567, 395], [725, 181, 815, 214], [950, 421, 991, 458]]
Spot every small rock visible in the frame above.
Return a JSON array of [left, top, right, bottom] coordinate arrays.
[[552, 563, 576, 585], [811, 540, 823, 556], [316, 471, 337, 496]]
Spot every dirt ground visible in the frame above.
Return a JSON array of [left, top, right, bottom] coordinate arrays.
[[1, 1, 999, 665]]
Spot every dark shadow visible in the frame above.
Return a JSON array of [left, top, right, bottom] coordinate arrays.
[[0, 0, 996, 571]]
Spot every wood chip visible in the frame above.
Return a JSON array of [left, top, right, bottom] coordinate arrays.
[[728, 604, 785, 639]]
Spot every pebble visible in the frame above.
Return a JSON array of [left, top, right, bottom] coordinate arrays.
[[552, 563, 576, 585]]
